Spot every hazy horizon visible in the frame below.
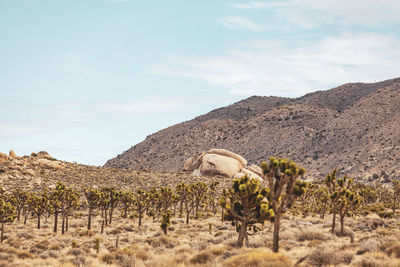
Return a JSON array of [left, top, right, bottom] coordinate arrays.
[[1, 0, 400, 166]]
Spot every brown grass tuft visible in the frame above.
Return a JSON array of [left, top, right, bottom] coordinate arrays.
[[223, 249, 292, 267]]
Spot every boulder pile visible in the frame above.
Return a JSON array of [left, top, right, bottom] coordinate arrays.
[[183, 149, 263, 181]]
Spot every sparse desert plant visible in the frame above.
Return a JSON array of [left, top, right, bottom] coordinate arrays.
[[221, 175, 273, 247], [161, 211, 171, 235], [0, 196, 16, 243], [134, 189, 149, 226], [84, 187, 100, 230], [120, 190, 135, 219], [260, 157, 307, 252], [325, 170, 362, 235], [29, 192, 48, 229], [223, 249, 292, 267]]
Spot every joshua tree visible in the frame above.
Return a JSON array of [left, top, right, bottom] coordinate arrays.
[[103, 187, 121, 224], [175, 183, 186, 217], [0, 196, 16, 242], [221, 175, 273, 247], [160, 211, 171, 235], [49, 182, 66, 233], [12, 189, 29, 221], [84, 188, 101, 230], [392, 180, 400, 212], [192, 182, 208, 219], [158, 187, 175, 214], [135, 189, 148, 226], [120, 190, 135, 218], [61, 188, 80, 234], [314, 186, 329, 219], [260, 157, 307, 253], [208, 181, 220, 214], [29, 192, 48, 229], [325, 170, 361, 235]]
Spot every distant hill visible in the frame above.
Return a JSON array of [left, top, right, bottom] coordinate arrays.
[[105, 77, 400, 182]]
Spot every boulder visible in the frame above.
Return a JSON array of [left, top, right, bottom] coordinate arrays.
[[183, 157, 194, 172], [247, 164, 263, 177], [37, 159, 62, 169], [37, 151, 53, 160], [192, 168, 201, 177], [0, 153, 7, 164], [200, 154, 242, 178], [207, 149, 247, 166], [9, 150, 17, 158]]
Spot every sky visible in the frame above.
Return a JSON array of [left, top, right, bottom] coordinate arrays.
[[1, 0, 400, 166]]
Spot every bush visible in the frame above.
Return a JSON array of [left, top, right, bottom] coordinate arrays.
[[308, 248, 338, 266], [296, 230, 328, 242], [223, 249, 292, 267], [190, 251, 214, 264]]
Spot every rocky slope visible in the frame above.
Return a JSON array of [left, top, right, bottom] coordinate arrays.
[[105, 77, 400, 182], [0, 151, 222, 191]]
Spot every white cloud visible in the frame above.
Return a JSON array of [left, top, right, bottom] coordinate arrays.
[[218, 16, 263, 31], [153, 33, 400, 96], [228, 0, 400, 28]]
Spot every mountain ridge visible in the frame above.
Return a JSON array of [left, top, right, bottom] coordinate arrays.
[[105, 77, 400, 182]]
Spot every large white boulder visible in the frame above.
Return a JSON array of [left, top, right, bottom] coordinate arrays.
[[200, 154, 242, 178]]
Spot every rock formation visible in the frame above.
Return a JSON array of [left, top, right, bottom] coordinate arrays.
[[183, 149, 263, 182]]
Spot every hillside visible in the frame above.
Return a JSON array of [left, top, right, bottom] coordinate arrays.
[[105, 78, 400, 182]]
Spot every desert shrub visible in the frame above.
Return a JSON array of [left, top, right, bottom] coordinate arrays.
[[223, 249, 292, 267], [34, 240, 50, 251], [16, 250, 34, 259], [296, 230, 328, 242], [342, 252, 354, 264], [307, 247, 338, 266], [68, 248, 85, 257], [71, 256, 87, 267], [356, 257, 380, 267], [101, 245, 150, 266], [190, 251, 214, 264], [0, 252, 13, 261], [307, 240, 324, 248], [385, 242, 400, 258], [358, 239, 381, 254], [208, 246, 228, 256]]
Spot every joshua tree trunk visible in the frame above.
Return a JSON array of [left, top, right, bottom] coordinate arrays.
[[138, 212, 142, 226], [221, 207, 225, 222], [37, 215, 41, 229], [24, 211, 30, 225], [62, 215, 65, 234], [0, 223, 3, 243], [237, 222, 248, 248], [66, 215, 69, 232], [331, 212, 336, 233], [186, 210, 190, 224], [54, 212, 58, 233], [272, 213, 281, 252], [109, 208, 113, 224], [104, 209, 108, 226], [88, 208, 92, 230], [340, 214, 345, 236]]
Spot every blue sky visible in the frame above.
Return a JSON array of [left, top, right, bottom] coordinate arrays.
[[1, 0, 400, 165]]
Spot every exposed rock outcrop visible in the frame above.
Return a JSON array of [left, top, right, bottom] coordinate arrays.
[[0, 153, 7, 164], [184, 149, 262, 181]]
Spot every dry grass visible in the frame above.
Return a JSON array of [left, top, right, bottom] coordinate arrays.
[[223, 249, 292, 267]]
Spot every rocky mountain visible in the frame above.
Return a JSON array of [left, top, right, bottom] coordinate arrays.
[[105, 77, 400, 183]]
